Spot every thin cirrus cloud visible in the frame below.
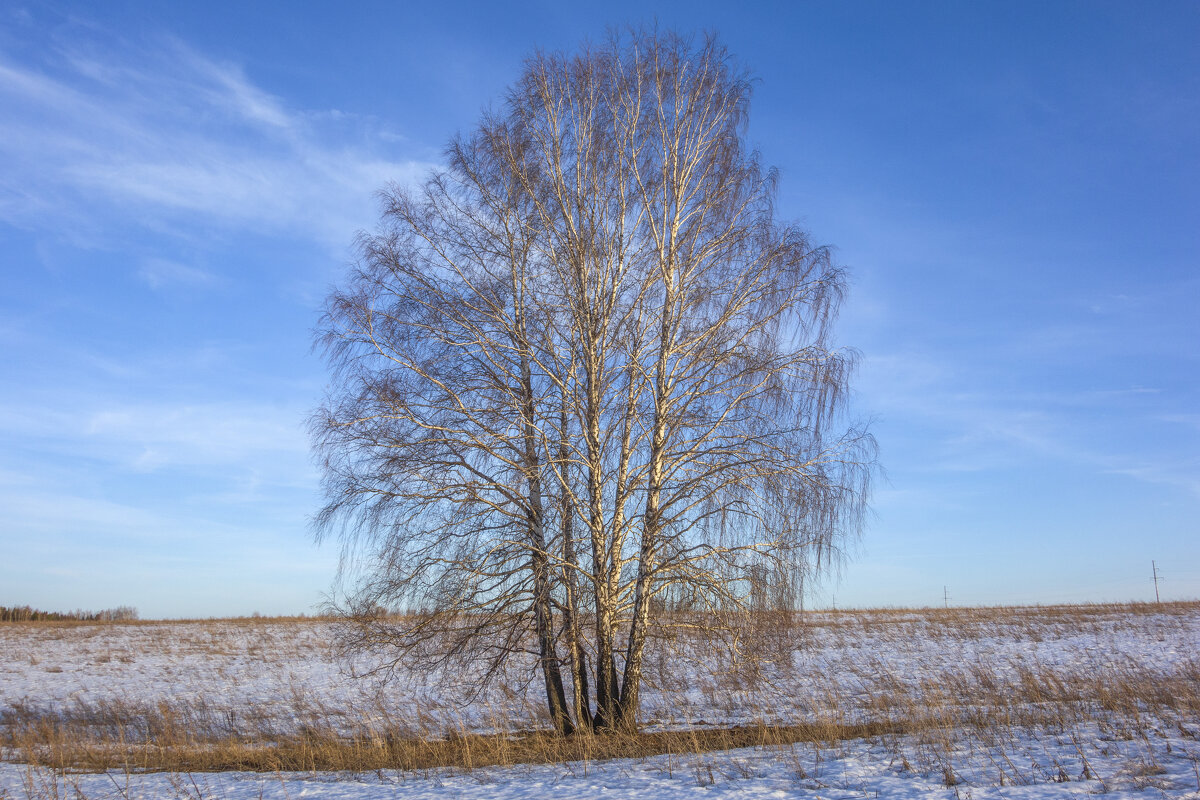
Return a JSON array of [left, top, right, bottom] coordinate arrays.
[[84, 402, 311, 474], [0, 31, 432, 250], [137, 258, 219, 290], [0, 400, 311, 479], [856, 349, 1199, 494]]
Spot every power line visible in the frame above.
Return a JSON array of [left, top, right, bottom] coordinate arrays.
[[1151, 560, 1163, 604]]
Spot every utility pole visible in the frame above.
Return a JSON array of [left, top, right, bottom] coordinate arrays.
[[943, 585, 950, 608], [1151, 560, 1162, 604]]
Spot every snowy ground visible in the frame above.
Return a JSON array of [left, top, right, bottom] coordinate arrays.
[[3, 720, 1198, 799], [4, 606, 1196, 733], [2, 604, 1198, 798]]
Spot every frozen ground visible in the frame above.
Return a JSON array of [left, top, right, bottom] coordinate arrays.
[[2, 604, 1198, 798], [3, 719, 1198, 799], [3, 605, 1196, 732]]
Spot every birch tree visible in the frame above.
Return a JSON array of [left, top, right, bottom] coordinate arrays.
[[312, 29, 874, 735]]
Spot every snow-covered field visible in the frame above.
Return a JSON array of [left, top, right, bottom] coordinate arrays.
[[3, 723, 1199, 800], [2, 603, 1198, 799]]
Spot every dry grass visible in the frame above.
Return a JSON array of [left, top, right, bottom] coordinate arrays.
[[3, 714, 907, 775], [2, 601, 1197, 779]]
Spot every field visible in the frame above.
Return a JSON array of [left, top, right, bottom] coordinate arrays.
[[1, 602, 1198, 798]]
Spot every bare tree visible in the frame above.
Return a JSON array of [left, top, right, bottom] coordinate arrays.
[[312, 29, 874, 735]]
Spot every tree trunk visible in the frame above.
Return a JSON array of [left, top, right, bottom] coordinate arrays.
[[618, 248, 676, 731], [584, 373, 620, 730], [519, 319, 573, 735], [558, 404, 592, 731]]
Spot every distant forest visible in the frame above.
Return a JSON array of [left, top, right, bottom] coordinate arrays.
[[0, 605, 139, 622]]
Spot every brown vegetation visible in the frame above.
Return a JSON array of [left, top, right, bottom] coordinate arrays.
[[2, 601, 1196, 777]]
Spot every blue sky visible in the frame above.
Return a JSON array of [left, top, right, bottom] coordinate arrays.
[[1, 1, 1197, 617]]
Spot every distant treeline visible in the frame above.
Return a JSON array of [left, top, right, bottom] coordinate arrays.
[[0, 605, 139, 622]]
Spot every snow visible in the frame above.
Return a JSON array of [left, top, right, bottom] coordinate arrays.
[[4, 608, 1195, 733], [2, 605, 1199, 798], [3, 722, 1198, 799]]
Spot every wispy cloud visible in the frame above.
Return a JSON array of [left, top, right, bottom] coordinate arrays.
[[857, 348, 1200, 494], [1104, 462, 1200, 497], [0, 399, 313, 490], [0, 468, 335, 616], [1161, 414, 1200, 432], [0, 24, 434, 250], [84, 402, 310, 467], [137, 258, 218, 289]]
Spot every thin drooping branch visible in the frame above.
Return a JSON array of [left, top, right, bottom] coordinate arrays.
[[312, 28, 875, 736]]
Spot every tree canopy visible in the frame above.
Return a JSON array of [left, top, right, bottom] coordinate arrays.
[[312, 29, 874, 734]]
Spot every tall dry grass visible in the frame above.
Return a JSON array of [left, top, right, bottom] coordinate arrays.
[[1, 601, 1196, 782]]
